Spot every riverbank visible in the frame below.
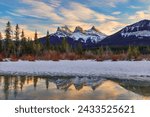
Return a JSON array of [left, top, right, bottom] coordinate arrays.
[[0, 60, 150, 81]]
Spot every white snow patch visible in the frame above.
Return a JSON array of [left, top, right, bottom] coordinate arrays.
[[0, 60, 150, 81], [121, 30, 150, 37], [70, 32, 106, 43]]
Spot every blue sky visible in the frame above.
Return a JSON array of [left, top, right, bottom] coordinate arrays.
[[0, 0, 150, 38]]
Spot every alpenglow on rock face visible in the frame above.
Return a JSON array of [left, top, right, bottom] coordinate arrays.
[[54, 26, 107, 43]]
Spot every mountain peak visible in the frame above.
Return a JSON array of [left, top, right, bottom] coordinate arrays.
[[127, 19, 150, 28], [91, 26, 100, 32], [57, 25, 72, 34], [74, 26, 84, 33], [120, 19, 150, 36], [138, 19, 150, 23]]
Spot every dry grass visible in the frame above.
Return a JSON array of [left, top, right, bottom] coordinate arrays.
[[20, 55, 36, 61], [0, 53, 3, 61], [10, 55, 18, 61], [1, 51, 150, 62]]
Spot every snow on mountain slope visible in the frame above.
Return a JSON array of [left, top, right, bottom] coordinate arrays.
[[54, 26, 72, 38], [121, 19, 150, 38], [53, 26, 107, 43], [100, 19, 150, 46], [121, 30, 150, 37], [70, 26, 107, 43], [70, 32, 90, 42]]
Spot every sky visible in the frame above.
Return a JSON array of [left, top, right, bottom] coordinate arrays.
[[0, 0, 150, 38]]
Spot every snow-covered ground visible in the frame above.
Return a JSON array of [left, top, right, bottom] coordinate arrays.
[[0, 60, 150, 81]]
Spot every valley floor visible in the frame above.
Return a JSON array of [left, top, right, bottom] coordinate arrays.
[[0, 60, 150, 81]]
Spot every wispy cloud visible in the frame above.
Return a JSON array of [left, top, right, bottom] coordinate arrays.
[[129, 5, 141, 9], [61, 2, 117, 22], [2, 0, 150, 37], [112, 11, 121, 15], [47, 0, 62, 8], [87, 0, 128, 7], [13, 0, 122, 35], [17, 0, 63, 21], [98, 21, 127, 35], [6, 11, 22, 17], [128, 7, 150, 21], [59, 2, 121, 34]]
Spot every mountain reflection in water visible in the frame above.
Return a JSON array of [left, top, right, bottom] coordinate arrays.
[[0, 75, 149, 100]]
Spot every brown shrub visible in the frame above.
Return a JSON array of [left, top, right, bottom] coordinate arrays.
[[66, 53, 79, 60], [21, 55, 36, 61], [111, 55, 119, 61], [10, 55, 18, 61], [0, 53, 4, 61], [96, 56, 104, 61], [84, 51, 95, 59]]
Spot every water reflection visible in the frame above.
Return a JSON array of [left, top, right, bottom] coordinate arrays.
[[0, 75, 150, 100]]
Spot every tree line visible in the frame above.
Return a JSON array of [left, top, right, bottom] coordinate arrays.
[[0, 21, 150, 61], [0, 21, 82, 59], [0, 21, 43, 57]]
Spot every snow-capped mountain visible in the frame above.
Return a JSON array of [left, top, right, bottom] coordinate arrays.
[[53, 26, 107, 43], [121, 19, 150, 38], [40, 19, 150, 47], [100, 19, 150, 46], [74, 26, 84, 33], [70, 27, 106, 43], [54, 25, 72, 37]]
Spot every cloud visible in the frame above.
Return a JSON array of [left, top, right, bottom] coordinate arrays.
[[0, 0, 127, 37], [14, 1, 121, 35], [58, 2, 123, 34], [20, 25, 45, 39], [17, 0, 63, 21], [0, 16, 13, 36], [129, 5, 141, 9], [47, 0, 62, 8], [60, 2, 118, 24], [139, 0, 148, 2], [112, 11, 121, 15], [0, 16, 44, 39], [7, 11, 22, 17], [87, 0, 128, 7], [128, 7, 150, 21], [98, 21, 127, 35]]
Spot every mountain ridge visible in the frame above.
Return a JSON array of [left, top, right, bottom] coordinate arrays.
[[100, 19, 150, 46], [40, 19, 150, 48]]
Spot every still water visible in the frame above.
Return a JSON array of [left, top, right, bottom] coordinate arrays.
[[0, 75, 150, 100]]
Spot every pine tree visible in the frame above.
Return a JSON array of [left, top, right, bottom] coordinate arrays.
[[0, 32, 2, 40], [133, 46, 140, 59], [127, 46, 132, 60], [105, 46, 112, 55], [62, 37, 70, 53], [4, 21, 14, 57], [21, 30, 26, 40], [5, 21, 12, 40], [47, 30, 49, 36], [20, 30, 27, 55], [15, 24, 20, 41], [76, 42, 83, 54], [34, 30, 38, 41], [15, 24, 21, 57], [0, 32, 2, 52], [34, 30, 42, 56], [45, 30, 50, 50], [97, 47, 104, 56], [127, 46, 140, 60]]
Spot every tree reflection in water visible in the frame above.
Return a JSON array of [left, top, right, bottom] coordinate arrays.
[[0, 75, 150, 100]]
